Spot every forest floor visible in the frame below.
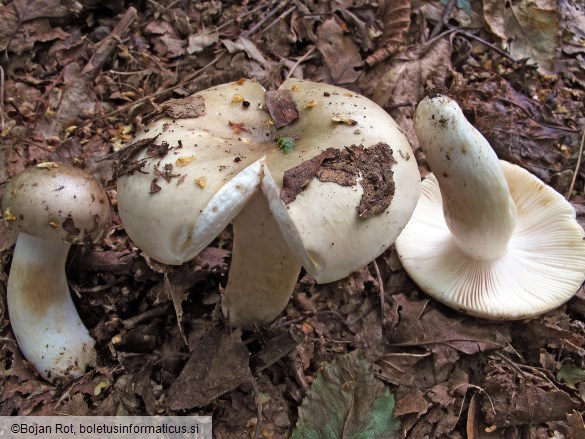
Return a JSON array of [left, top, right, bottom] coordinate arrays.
[[1, 0, 585, 438]]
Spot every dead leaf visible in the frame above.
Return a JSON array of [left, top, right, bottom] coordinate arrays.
[[387, 294, 509, 365], [366, 0, 411, 66], [250, 328, 299, 373], [453, 77, 575, 183], [265, 89, 299, 128], [317, 17, 362, 85], [222, 36, 268, 65], [483, 0, 559, 73], [394, 387, 430, 417], [166, 328, 252, 410], [0, 0, 70, 53], [363, 36, 452, 149], [482, 358, 580, 426], [187, 28, 219, 54]]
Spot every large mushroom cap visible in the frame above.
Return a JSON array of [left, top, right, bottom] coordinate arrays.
[[2, 162, 112, 244], [117, 78, 420, 283], [396, 93, 585, 320]]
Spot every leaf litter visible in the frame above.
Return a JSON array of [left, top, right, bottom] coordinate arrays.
[[1, 0, 585, 437]]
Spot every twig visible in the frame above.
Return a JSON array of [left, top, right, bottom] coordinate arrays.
[[251, 378, 263, 439], [452, 27, 517, 62], [75, 50, 227, 132], [285, 45, 317, 80], [0, 65, 4, 130], [371, 259, 385, 328], [81, 7, 138, 80], [244, 0, 286, 36], [255, 5, 296, 37], [121, 303, 171, 329], [566, 130, 585, 200], [429, 0, 457, 40], [3, 3, 24, 61]]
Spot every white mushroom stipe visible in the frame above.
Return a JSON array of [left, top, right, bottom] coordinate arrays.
[[395, 93, 585, 319], [2, 162, 112, 381], [7, 234, 96, 381], [221, 190, 301, 328], [117, 78, 420, 329]]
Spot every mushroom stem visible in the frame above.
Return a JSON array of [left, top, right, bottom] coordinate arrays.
[[221, 191, 301, 329], [414, 95, 517, 260], [7, 233, 96, 381]]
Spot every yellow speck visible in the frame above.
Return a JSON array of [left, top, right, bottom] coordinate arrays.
[[36, 162, 59, 169], [45, 108, 57, 117], [265, 119, 275, 127], [331, 114, 357, 126], [120, 124, 134, 135], [344, 92, 354, 97], [195, 176, 207, 188], [235, 78, 246, 85], [93, 380, 110, 396], [48, 219, 60, 228], [176, 156, 196, 166], [3, 208, 16, 222], [232, 94, 244, 103], [305, 100, 317, 109], [291, 84, 301, 92]]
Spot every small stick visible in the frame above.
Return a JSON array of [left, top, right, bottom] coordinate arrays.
[[81, 7, 138, 80], [74, 51, 226, 132], [429, 0, 457, 40], [0, 65, 4, 130], [255, 6, 296, 37], [453, 28, 517, 62], [371, 259, 386, 327], [566, 130, 585, 200], [285, 45, 317, 80], [244, 0, 285, 36]]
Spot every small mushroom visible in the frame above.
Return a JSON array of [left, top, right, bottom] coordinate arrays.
[[2, 162, 112, 381], [117, 78, 420, 329], [395, 93, 585, 319]]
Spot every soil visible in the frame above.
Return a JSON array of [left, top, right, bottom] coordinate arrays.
[[1, 0, 585, 438]]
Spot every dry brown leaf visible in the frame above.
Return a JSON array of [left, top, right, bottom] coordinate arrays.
[[166, 328, 252, 410], [0, 0, 69, 53], [387, 294, 510, 360], [317, 17, 362, 85], [366, 0, 411, 66], [482, 358, 580, 426], [362, 36, 452, 149], [453, 78, 573, 183], [483, 0, 559, 73]]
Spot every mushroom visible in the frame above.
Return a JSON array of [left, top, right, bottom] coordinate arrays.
[[117, 78, 420, 329], [395, 92, 585, 319], [2, 162, 112, 381]]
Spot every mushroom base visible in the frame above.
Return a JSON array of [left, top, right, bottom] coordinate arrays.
[[7, 233, 97, 381], [221, 191, 301, 329]]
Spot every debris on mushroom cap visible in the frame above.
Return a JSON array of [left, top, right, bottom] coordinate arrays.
[[2, 162, 112, 244], [395, 93, 585, 320], [117, 78, 420, 283]]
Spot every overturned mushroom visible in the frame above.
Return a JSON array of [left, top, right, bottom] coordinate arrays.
[[395, 93, 585, 319], [2, 162, 111, 381], [117, 78, 420, 329]]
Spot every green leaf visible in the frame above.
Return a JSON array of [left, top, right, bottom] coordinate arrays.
[[557, 366, 585, 388], [291, 350, 400, 439], [277, 136, 295, 154]]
